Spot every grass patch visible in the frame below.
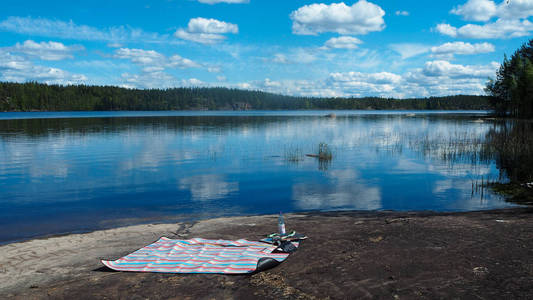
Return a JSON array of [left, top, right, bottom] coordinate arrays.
[[491, 182, 533, 205], [283, 146, 304, 163]]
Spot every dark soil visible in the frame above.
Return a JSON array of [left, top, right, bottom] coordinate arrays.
[[5, 208, 533, 299]]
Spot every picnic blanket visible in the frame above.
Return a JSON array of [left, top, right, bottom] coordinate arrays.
[[101, 237, 297, 274]]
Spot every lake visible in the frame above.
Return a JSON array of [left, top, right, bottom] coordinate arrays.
[[0, 111, 518, 244]]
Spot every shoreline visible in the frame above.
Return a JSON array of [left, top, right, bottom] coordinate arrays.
[[0, 206, 521, 247], [2, 207, 532, 299]]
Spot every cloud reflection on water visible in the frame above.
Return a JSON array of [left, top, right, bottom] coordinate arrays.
[[178, 174, 238, 201], [292, 169, 381, 210]]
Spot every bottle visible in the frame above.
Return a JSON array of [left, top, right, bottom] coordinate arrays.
[[278, 212, 286, 235]]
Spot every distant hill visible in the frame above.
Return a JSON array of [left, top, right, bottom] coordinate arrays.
[[0, 81, 491, 112]]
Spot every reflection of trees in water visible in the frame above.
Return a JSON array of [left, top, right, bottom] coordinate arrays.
[[484, 121, 533, 183], [405, 119, 533, 204], [0, 116, 293, 140], [401, 119, 533, 184]]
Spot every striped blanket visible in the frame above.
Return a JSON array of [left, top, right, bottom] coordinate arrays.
[[101, 237, 295, 274]]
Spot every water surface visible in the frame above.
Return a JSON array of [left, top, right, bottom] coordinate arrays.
[[0, 111, 516, 244]]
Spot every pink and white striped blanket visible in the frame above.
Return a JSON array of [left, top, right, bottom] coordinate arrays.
[[101, 237, 295, 274]]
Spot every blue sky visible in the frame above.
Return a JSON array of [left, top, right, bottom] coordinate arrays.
[[0, 0, 532, 98]]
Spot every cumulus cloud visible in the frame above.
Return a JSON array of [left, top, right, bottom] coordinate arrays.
[[235, 60, 499, 98], [197, 0, 249, 3], [452, 0, 533, 21], [438, 0, 533, 38], [290, 0, 385, 35], [329, 71, 402, 85], [323, 36, 362, 49], [114, 48, 205, 89], [436, 19, 533, 39], [0, 16, 168, 43], [430, 42, 495, 57], [0, 50, 87, 84], [119, 71, 205, 89], [3, 40, 84, 61], [498, 0, 533, 20], [421, 60, 498, 78], [435, 23, 457, 37], [451, 0, 497, 21], [326, 71, 403, 96], [175, 17, 238, 44], [243, 78, 342, 97], [114, 48, 200, 71]]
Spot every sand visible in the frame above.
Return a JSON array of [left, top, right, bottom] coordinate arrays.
[[1, 209, 532, 299]]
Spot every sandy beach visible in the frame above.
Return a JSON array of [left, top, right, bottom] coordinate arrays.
[[1, 208, 532, 299]]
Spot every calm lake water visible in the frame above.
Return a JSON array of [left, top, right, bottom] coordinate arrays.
[[0, 111, 517, 244]]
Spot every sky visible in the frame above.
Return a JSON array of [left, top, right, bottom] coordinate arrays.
[[0, 0, 532, 98]]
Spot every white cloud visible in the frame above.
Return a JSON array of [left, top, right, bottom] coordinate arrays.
[[452, 0, 533, 21], [329, 71, 402, 84], [187, 17, 238, 34], [175, 17, 238, 44], [174, 30, 227, 44], [114, 48, 200, 72], [451, 0, 497, 21], [435, 23, 457, 37], [235, 60, 499, 98], [184, 78, 204, 86], [120, 71, 174, 89], [120, 72, 205, 89], [498, 0, 533, 20], [197, 0, 249, 3], [323, 36, 362, 49], [436, 18, 533, 39], [246, 78, 342, 97], [389, 43, 430, 59], [326, 71, 403, 96], [395, 11, 409, 16], [421, 60, 498, 78], [3, 40, 84, 61], [0, 16, 168, 43], [430, 42, 495, 56], [438, 0, 533, 39], [114, 48, 205, 88], [290, 0, 385, 35], [0, 50, 87, 84]]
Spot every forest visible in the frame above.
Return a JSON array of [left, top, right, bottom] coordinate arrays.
[[486, 39, 533, 118], [0, 81, 491, 112]]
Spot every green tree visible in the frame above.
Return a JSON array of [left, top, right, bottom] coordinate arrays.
[[486, 39, 533, 118]]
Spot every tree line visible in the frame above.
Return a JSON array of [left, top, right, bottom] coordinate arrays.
[[0, 81, 492, 112], [486, 39, 533, 118]]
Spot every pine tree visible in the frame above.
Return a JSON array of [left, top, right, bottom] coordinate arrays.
[[486, 39, 533, 118]]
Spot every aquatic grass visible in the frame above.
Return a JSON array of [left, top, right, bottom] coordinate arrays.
[[283, 145, 304, 163], [400, 118, 533, 205], [318, 142, 332, 160]]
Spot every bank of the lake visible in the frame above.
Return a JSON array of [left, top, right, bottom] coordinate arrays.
[[2, 208, 532, 299]]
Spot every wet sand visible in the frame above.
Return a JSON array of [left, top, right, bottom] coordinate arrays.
[[1, 208, 532, 299]]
